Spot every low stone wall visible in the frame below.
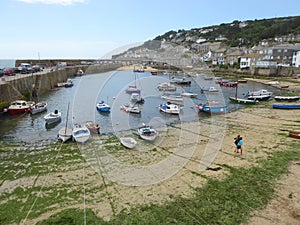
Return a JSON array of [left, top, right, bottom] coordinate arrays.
[[0, 64, 122, 105]]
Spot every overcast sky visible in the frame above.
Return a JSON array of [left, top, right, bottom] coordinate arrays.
[[0, 0, 299, 59]]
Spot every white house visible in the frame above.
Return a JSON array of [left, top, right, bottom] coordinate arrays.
[[292, 50, 300, 67]]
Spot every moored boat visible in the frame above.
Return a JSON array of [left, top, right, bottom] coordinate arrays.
[[229, 97, 258, 105], [248, 94, 271, 101], [96, 100, 111, 112], [74, 69, 84, 76], [137, 124, 159, 141], [159, 102, 181, 115], [289, 131, 300, 139], [157, 82, 176, 91], [170, 76, 191, 85], [30, 102, 48, 114], [196, 101, 226, 114], [44, 109, 62, 124], [120, 137, 137, 149], [130, 93, 145, 104], [58, 102, 72, 142], [274, 96, 300, 102], [161, 93, 183, 103], [201, 86, 219, 92], [120, 103, 141, 114], [85, 121, 100, 134], [181, 92, 197, 98], [272, 104, 300, 109], [72, 124, 91, 144], [8, 100, 35, 115]]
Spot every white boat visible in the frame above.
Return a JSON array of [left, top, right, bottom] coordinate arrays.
[[161, 93, 184, 102], [120, 137, 137, 149], [96, 100, 111, 112], [159, 102, 181, 115], [72, 124, 91, 144], [85, 121, 100, 134], [75, 69, 84, 76], [120, 103, 141, 114], [126, 67, 141, 94], [201, 86, 219, 92], [181, 92, 197, 98], [58, 103, 72, 142], [170, 76, 192, 85], [267, 81, 280, 85], [138, 124, 159, 141], [30, 102, 47, 115], [130, 93, 145, 104], [44, 110, 61, 124], [274, 96, 300, 102], [247, 89, 272, 96], [157, 82, 176, 91]]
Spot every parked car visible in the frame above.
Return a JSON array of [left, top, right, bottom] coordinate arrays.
[[32, 65, 43, 72], [0, 68, 4, 77], [17, 63, 33, 74], [4, 68, 16, 76]]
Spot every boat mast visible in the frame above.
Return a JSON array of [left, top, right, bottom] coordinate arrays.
[[65, 102, 70, 134], [235, 83, 238, 99]]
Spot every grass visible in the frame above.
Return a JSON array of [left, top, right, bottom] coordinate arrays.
[[34, 140, 300, 225]]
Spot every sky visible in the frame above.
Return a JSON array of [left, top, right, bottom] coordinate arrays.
[[0, 0, 299, 59]]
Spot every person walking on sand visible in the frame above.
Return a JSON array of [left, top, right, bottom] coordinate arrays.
[[234, 135, 240, 153], [236, 137, 243, 157]]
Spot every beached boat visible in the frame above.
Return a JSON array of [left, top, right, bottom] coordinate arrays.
[[181, 92, 197, 98], [85, 121, 100, 134], [74, 69, 84, 76], [157, 82, 176, 91], [170, 76, 191, 85], [274, 96, 300, 102], [130, 93, 145, 104], [272, 104, 300, 109], [44, 109, 62, 124], [96, 100, 111, 112], [72, 124, 91, 144], [58, 103, 72, 142], [120, 137, 137, 149], [120, 103, 141, 114], [150, 71, 158, 75], [196, 101, 226, 114], [201, 86, 219, 92], [247, 89, 272, 96], [8, 100, 35, 115], [267, 81, 280, 85], [159, 102, 181, 115], [137, 124, 159, 141], [237, 79, 247, 83], [29, 102, 48, 114], [289, 131, 300, 139], [248, 94, 271, 101], [229, 97, 258, 105], [219, 81, 238, 87]]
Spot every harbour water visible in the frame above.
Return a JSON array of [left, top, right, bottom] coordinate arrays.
[[0, 70, 280, 143]]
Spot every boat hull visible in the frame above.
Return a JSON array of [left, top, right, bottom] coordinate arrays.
[[120, 137, 137, 149], [229, 97, 258, 105], [58, 128, 72, 142], [274, 96, 300, 102], [196, 104, 226, 114], [289, 131, 300, 139], [272, 104, 300, 109]]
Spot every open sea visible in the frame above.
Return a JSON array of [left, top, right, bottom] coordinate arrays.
[[0, 70, 281, 143]]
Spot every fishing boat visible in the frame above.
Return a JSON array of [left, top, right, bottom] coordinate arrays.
[[85, 121, 100, 134], [96, 100, 111, 112], [170, 76, 191, 85], [74, 69, 84, 76], [201, 86, 219, 92], [72, 124, 91, 144], [157, 82, 176, 91], [274, 96, 300, 102], [29, 102, 48, 114], [272, 104, 300, 109], [289, 131, 300, 139], [196, 101, 226, 114], [137, 124, 159, 141], [130, 93, 145, 104], [58, 103, 72, 142], [44, 109, 62, 124], [120, 103, 141, 114], [120, 137, 137, 148], [181, 92, 197, 98], [159, 102, 181, 115], [8, 100, 35, 115]]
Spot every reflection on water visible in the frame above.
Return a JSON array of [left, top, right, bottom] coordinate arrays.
[[0, 70, 281, 143]]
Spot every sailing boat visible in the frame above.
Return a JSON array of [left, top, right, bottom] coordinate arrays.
[[229, 83, 258, 105], [58, 102, 72, 142], [126, 66, 141, 94]]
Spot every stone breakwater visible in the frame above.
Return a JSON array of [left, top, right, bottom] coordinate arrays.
[[0, 63, 122, 105]]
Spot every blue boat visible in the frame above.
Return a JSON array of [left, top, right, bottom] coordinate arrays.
[[272, 104, 300, 109], [96, 101, 111, 112], [196, 101, 226, 114]]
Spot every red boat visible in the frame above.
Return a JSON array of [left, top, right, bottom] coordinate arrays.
[[8, 100, 35, 115], [151, 71, 158, 75], [219, 81, 238, 87]]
